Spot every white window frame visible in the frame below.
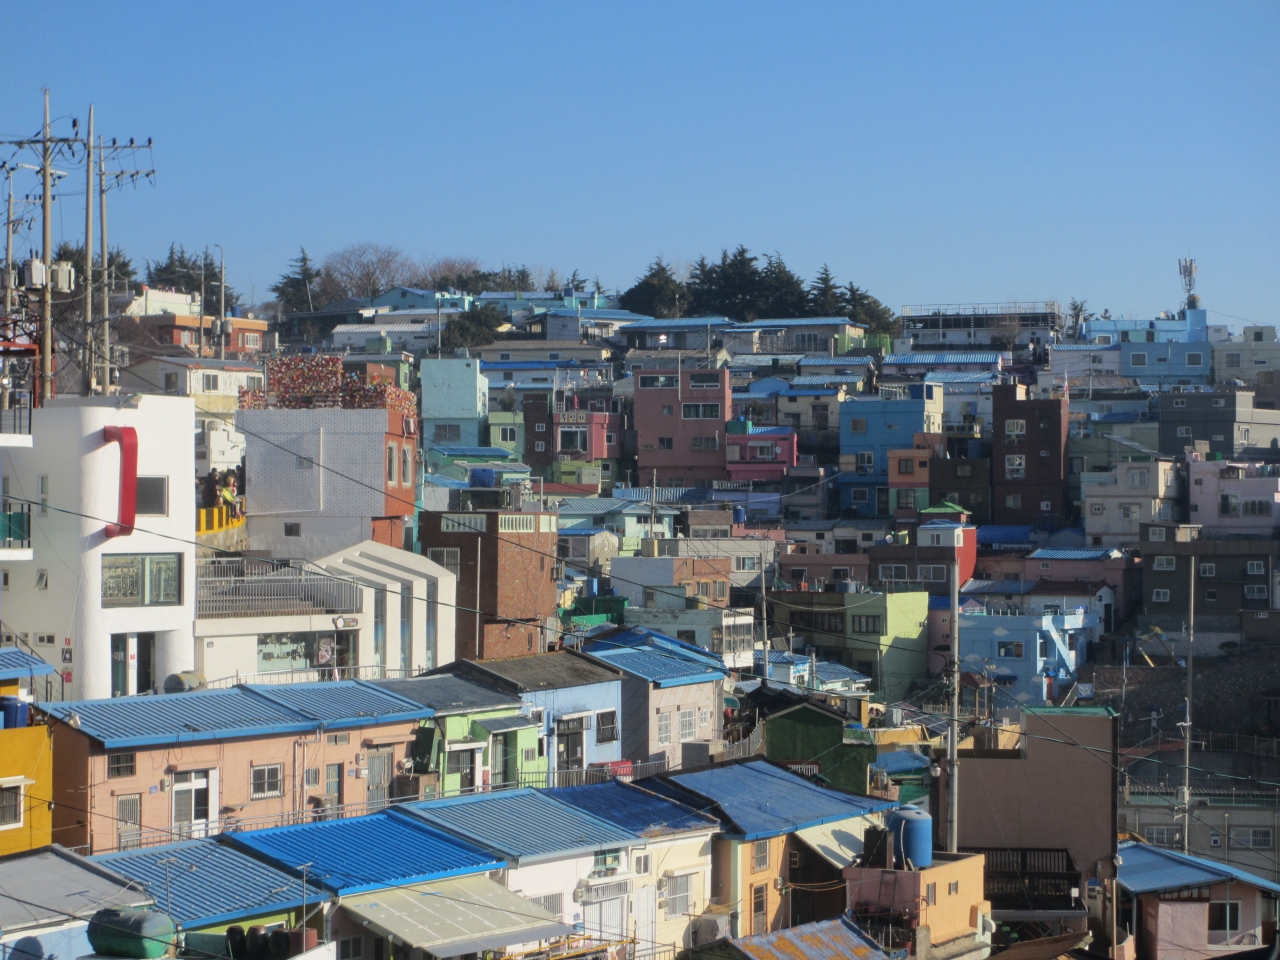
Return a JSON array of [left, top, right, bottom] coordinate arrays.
[[250, 763, 284, 799], [1152, 589, 1171, 603], [1153, 556, 1176, 571]]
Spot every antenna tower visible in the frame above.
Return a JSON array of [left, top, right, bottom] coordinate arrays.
[[1178, 258, 1198, 309]]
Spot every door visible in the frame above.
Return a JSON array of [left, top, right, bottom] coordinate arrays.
[[116, 794, 142, 850], [585, 897, 626, 941], [634, 886, 656, 957], [366, 747, 392, 809], [751, 883, 768, 934], [172, 770, 210, 838], [1104, 603, 1114, 633], [557, 732, 584, 771], [491, 734, 507, 786]]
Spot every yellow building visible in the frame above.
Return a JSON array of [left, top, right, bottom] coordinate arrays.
[[0, 650, 56, 855]]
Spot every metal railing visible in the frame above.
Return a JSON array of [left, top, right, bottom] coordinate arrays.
[[0, 392, 32, 436], [196, 503, 245, 535], [196, 557, 361, 618], [0, 504, 30, 549], [1124, 777, 1280, 808], [204, 665, 415, 688], [724, 723, 763, 761]]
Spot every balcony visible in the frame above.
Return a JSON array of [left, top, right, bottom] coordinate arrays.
[[963, 847, 1081, 912], [196, 557, 361, 619], [0, 392, 33, 447], [0, 503, 32, 560]]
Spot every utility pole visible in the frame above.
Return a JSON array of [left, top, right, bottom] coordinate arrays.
[[97, 140, 109, 393], [200, 247, 207, 357], [81, 106, 93, 396], [1181, 559, 1197, 854], [648, 468, 657, 541], [3, 171, 13, 417], [218, 246, 226, 360], [947, 559, 961, 853], [40, 91, 52, 403]]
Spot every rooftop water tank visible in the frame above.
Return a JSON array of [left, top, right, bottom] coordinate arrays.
[[87, 908, 176, 959], [732, 506, 747, 524], [470, 468, 496, 488], [889, 804, 933, 869]]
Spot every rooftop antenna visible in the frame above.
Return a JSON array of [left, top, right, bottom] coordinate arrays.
[[1178, 258, 1198, 310]]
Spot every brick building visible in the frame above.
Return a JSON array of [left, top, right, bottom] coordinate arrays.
[[991, 383, 1068, 526], [930, 456, 993, 525], [865, 520, 978, 596], [418, 509, 560, 659], [634, 362, 731, 486]]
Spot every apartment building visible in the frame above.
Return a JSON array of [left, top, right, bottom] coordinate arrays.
[[609, 556, 733, 612], [420, 355, 489, 449], [991, 383, 1069, 526], [1187, 456, 1280, 536], [837, 385, 944, 516], [633, 362, 732, 486], [1082, 456, 1183, 547], [1156, 390, 1280, 458]]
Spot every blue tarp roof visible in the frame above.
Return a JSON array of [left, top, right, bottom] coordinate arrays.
[[0, 648, 55, 681], [649, 759, 895, 840], [41, 681, 433, 749], [1117, 840, 1280, 895], [96, 840, 324, 928], [869, 751, 932, 776], [395, 789, 636, 863], [225, 811, 502, 894], [544, 781, 720, 838]]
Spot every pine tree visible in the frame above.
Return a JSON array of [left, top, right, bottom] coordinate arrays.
[[619, 258, 688, 318], [842, 283, 898, 337], [807, 264, 843, 316], [270, 247, 323, 313], [757, 253, 809, 319]]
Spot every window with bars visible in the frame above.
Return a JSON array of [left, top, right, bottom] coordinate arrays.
[[752, 839, 769, 872], [0, 786, 21, 827], [251, 763, 284, 799], [427, 548, 461, 577], [665, 873, 692, 919], [108, 753, 136, 778], [116, 793, 141, 849], [528, 893, 563, 918], [1230, 827, 1273, 849], [679, 709, 696, 741], [596, 711, 618, 743]]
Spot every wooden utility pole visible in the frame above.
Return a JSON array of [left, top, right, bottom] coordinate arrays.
[[1181, 560, 1196, 853], [82, 106, 93, 395], [947, 559, 961, 852], [97, 140, 109, 392], [39, 91, 52, 402]]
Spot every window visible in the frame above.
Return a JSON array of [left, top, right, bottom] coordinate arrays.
[[658, 437, 673, 450], [295, 455, 313, 470], [1091, 503, 1104, 515], [441, 513, 487, 533], [1129, 469, 1149, 488], [1186, 352, 1203, 367], [499, 426, 517, 443], [284, 522, 301, 538], [1204, 590, 1218, 602], [1004, 419, 1026, 437], [735, 556, 759, 571], [1173, 398, 1187, 409], [692, 436, 719, 451], [639, 375, 677, 389], [325, 763, 343, 799], [1152, 589, 1171, 602], [879, 564, 908, 581], [202, 373, 220, 391], [101, 554, 181, 607], [116, 793, 142, 849], [1226, 353, 1242, 368], [1153, 556, 1176, 571], [998, 641, 1024, 659], [338, 939, 363, 960], [1243, 500, 1273, 517], [679, 709, 696, 741], [596, 711, 618, 743], [534, 441, 545, 452], [402, 447, 412, 485], [1145, 825, 1179, 847], [1005, 494, 1022, 509], [1177, 426, 1193, 438], [251, 763, 284, 799], [1040, 500, 1052, 511], [246, 375, 264, 391], [1121, 504, 1141, 520], [925, 883, 936, 906], [714, 580, 728, 600], [163, 372, 179, 393], [897, 459, 914, 475], [949, 880, 960, 895], [305, 767, 320, 788], [1200, 563, 1216, 578], [689, 373, 719, 389], [956, 463, 973, 478], [1148, 527, 1166, 541], [1246, 585, 1269, 599], [35, 569, 48, 590], [426, 547, 460, 577], [665, 873, 692, 919], [326, 732, 349, 746], [1005, 455, 1025, 480], [498, 514, 536, 533], [593, 848, 621, 872], [535, 422, 546, 432], [682, 403, 721, 419], [0, 785, 26, 828], [658, 711, 672, 744], [1130, 353, 1147, 367], [433, 423, 461, 442], [107, 753, 136, 778], [386, 443, 398, 483], [848, 418, 867, 434], [918, 565, 947, 582], [850, 615, 881, 633], [1220, 494, 1240, 517], [37, 475, 48, 516], [35, 633, 53, 645], [1248, 561, 1266, 575], [1230, 827, 1273, 849], [753, 839, 769, 872], [1209, 901, 1240, 935]]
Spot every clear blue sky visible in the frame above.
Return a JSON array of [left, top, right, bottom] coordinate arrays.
[[3, 2, 1277, 326]]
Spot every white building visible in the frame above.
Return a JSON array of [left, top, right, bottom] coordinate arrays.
[[621, 606, 756, 669], [0, 396, 197, 700], [1083, 457, 1183, 548], [196, 539, 456, 684], [420, 356, 489, 449]]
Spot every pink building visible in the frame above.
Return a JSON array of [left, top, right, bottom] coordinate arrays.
[[1023, 547, 1138, 618], [634, 363, 731, 485], [553, 409, 623, 461], [725, 422, 797, 483], [1187, 456, 1280, 536]]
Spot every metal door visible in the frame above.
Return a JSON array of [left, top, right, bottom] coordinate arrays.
[[366, 747, 392, 808], [634, 886, 656, 956], [585, 897, 625, 941], [172, 770, 209, 838]]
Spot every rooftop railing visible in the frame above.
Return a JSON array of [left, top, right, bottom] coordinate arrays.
[[196, 557, 361, 619], [0, 392, 33, 436]]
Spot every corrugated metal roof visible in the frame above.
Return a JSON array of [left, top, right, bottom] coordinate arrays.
[[429, 445, 515, 459], [883, 353, 1004, 364], [746, 316, 868, 329], [618, 316, 737, 330], [654, 759, 895, 840], [747, 425, 793, 435], [372, 676, 523, 714], [557, 497, 677, 515], [961, 579, 1035, 595], [544, 309, 652, 321], [225, 811, 501, 894], [242, 681, 430, 726], [798, 356, 875, 367], [583, 647, 724, 687], [788, 374, 863, 386], [1028, 548, 1122, 560], [728, 354, 806, 367], [976, 525, 1035, 545], [544, 781, 720, 838], [0, 649, 56, 681], [814, 661, 870, 684], [96, 839, 323, 928], [923, 372, 1001, 383], [475, 715, 537, 734], [728, 914, 887, 960], [0, 846, 152, 933], [396, 789, 636, 863], [333, 323, 458, 334], [1054, 344, 1121, 351], [1117, 840, 1280, 895]]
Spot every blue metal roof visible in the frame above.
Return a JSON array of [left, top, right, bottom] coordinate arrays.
[[747, 425, 794, 436], [0, 648, 55, 681], [1117, 840, 1280, 895], [1054, 344, 1121, 351], [1028, 548, 1122, 560], [814, 661, 870, 685], [730, 914, 888, 960], [95, 839, 324, 928], [976, 525, 1036, 545], [962, 579, 1035, 595], [224, 811, 501, 894], [869, 750, 932, 776], [797, 356, 874, 367], [395, 789, 636, 863], [241, 681, 429, 727], [544, 781, 720, 838], [480, 360, 610, 370], [652, 759, 895, 840], [558, 527, 612, 536], [557, 497, 677, 515], [884, 352, 1004, 364], [789, 374, 864, 386], [924, 372, 1002, 383], [620, 316, 737, 330], [583, 629, 727, 687], [746, 316, 868, 329], [430, 445, 516, 459], [754, 650, 799, 665], [544, 309, 652, 321]]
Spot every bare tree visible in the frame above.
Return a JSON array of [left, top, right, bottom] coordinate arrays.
[[321, 243, 415, 299], [410, 256, 484, 290]]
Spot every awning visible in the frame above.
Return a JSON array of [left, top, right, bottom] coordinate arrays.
[[476, 715, 538, 734], [796, 816, 869, 868], [342, 875, 573, 958]]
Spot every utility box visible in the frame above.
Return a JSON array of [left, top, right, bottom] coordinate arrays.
[[22, 259, 46, 289], [49, 261, 75, 292]]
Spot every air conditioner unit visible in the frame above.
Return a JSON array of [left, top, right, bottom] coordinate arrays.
[[558, 455, 570, 462], [773, 877, 787, 892]]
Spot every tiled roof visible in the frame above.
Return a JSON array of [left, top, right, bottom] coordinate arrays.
[[225, 811, 501, 894], [396, 789, 636, 862], [96, 840, 324, 928]]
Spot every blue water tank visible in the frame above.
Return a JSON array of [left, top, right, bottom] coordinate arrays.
[[889, 805, 933, 869], [0, 696, 26, 730], [584, 578, 597, 597], [732, 506, 747, 524], [470, 468, 496, 488]]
